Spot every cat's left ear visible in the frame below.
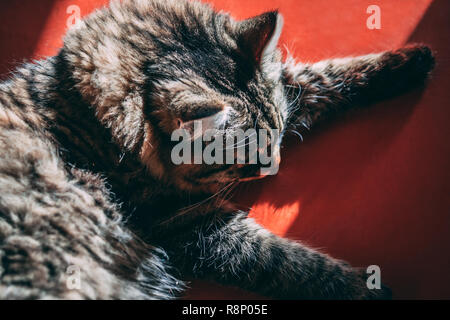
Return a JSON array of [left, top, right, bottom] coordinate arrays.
[[236, 11, 284, 65]]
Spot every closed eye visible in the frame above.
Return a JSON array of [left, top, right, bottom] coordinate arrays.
[[180, 105, 224, 122]]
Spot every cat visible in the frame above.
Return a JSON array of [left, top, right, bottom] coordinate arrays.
[[0, 0, 434, 299]]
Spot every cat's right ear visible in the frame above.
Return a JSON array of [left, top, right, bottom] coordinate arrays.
[[236, 11, 284, 65]]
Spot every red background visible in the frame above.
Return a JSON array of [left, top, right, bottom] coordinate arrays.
[[1, 0, 449, 299]]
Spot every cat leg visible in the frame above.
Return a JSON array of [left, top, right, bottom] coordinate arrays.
[[168, 211, 391, 299], [283, 45, 435, 129]]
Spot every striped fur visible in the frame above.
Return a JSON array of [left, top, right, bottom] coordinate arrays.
[[0, 0, 434, 299]]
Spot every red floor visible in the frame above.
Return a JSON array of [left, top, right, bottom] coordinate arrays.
[[1, 0, 449, 299]]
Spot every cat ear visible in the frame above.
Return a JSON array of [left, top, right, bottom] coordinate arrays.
[[237, 11, 284, 64]]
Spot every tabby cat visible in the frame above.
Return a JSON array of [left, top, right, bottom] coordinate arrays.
[[0, 0, 434, 299]]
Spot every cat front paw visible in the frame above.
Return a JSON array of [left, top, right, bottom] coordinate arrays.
[[398, 44, 435, 78], [384, 44, 435, 86], [313, 266, 392, 300], [353, 269, 392, 300], [366, 44, 435, 101], [364, 283, 392, 300]]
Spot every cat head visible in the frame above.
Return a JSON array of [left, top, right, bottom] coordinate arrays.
[[62, 0, 289, 193]]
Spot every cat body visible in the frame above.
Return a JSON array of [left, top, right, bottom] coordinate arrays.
[[0, 0, 434, 299]]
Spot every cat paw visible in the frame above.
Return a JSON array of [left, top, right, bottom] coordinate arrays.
[[387, 44, 435, 83], [373, 44, 435, 98], [398, 44, 435, 78], [356, 281, 392, 300], [353, 269, 392, 300], [365, 283, 392, 300]]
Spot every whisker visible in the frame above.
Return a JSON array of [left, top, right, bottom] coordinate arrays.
[[289, 84, 302, 108], [224, 138, 258, 151], [224, 132, 257, 150], [157, 181, 235, 226], [215, 181, 239, 209], [290, 129, 304, 142]]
